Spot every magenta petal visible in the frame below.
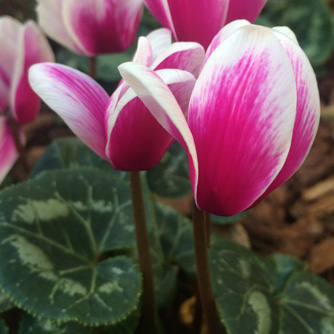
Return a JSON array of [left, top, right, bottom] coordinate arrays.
[[0, 117, 20, 183], [107, 67, 196, 171], [64, 0, 142, 56], [250, 29, 321, 207], [143, 0, 174, 35], [189, 26, 297, 216], [0, 17, 22, 112], [29, 63, 109, 159], [167, 0, 229, 49], [119, 62, 199, 195], [225, 0, 266, 25], [10, 21, 54, 124]]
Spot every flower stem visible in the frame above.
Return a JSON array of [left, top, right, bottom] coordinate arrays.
[[205, 211, 211, 247], [89, 56, 97, 80], [129, 171, 156, 333], [7, 112, 29, 177], [192, 202, 222, 334]]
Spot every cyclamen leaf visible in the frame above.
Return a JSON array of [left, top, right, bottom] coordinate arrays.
[[0, 319, 8, 334], [147, 142, 191, 198], [154, 201, 195, 276], [31, 138, 128, 181], [210, 238, 334, 334], [0, 290, 13, 313], [0, 169, 143, 325], [19, 311, 139, 334]]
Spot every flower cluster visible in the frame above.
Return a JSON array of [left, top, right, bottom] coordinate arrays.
[[0, 16, 54, 181], [1, 0, 320, 217]]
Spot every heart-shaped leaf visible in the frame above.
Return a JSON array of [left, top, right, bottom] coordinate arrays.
[[20, 311, 139, 334], [147, 142, 191, 198], [210, 238, 334, 334], [0, 290, 13, 313], [154, 201, 195, 276], [0, 169, 143, 325], [0, 319, 8, 334], [31, 138, 127, 181]]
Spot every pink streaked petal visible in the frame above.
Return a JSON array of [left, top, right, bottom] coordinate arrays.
[[0, 16, 21, 89], [205, 20, 250, 64], [29, 63, 109, 159], [167, 0, 229, 49], [146, 28, 172, 64], [151, 42, 205, 78], [10, 21, 54, 124], [118, 63, 198, 185], [36, 0, 86, 55], [189, 25, 297, 216], [106, 67, 196, 170], [143, 0, 175, 36], [225, 0, 266, 25], [132, 37, 153, 66], [64, 0, 142, 56], [250, 29, 321, 207], [0, 117, 20, 183]]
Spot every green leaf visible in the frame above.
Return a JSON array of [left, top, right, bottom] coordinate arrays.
[[280, 272, 334, 334], [210, 238, 334, 334], [259, 0, 333, 66], [20, 311, 139, 334], [31, 138, 128, 181], [267, 254, 305, 293], [0, 290, 13, 313], [154, 201, 195, 276], [0, 169, 142, 325], [0, 319, 8, 334], [147, 142, 191, 198], [211, 211, 248, 225]]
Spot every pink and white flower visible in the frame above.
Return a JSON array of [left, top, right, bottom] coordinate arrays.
[[144, 0, 266, 48], [29, 29, 205, 171], [0, 16, 54, 183], [118, 21, 320, 216], [36, 0, 143, 56]]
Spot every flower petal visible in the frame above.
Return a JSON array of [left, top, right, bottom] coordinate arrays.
[[106, 67, 196, 171], [251, 28, 321, 207], [64, 0, 142, 56], [146, 28, 172, 64], [143, 0, 175, 36], [0, 116, 20, 183], [225, 0, 266, 25], [36, 0, 86, 55], [205, 20, 250, 63], [151, 41, 205, 78], [0, 16, 21, 111], [118, 62, 198, 189], [166, 0, 229, 49], [132, 37, 153, 67], [29, 63, 109, 159], [189, 25, 297, 216], [10, 21, 54, 124]]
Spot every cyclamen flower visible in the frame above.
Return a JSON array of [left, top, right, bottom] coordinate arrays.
[[119, 21, 320, 216], [36, 0, 143, 56], [29, 29, 205, 171], [0, 16, 54, 183], [144, 0, 266, 48]]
